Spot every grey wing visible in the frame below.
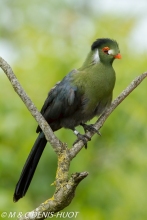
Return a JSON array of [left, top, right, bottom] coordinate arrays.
[[36, 69, 81, 132]]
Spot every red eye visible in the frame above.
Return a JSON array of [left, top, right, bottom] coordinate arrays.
[[102, 47, 110, 54]]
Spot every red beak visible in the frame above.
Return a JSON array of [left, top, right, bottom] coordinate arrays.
[[114, 53, 121, 59]]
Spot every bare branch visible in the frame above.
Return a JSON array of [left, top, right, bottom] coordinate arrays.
[[69, 72, 147, 159], [0, 56, 63, 154], [18, 171, 88, 220], [0, 56, 147, 220], [0, 56, 89, 220]]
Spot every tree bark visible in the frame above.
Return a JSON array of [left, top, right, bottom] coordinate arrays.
[[0, 56, 147, 220]]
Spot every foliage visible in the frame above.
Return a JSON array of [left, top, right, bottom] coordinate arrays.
[[0, 1, 147, 220]]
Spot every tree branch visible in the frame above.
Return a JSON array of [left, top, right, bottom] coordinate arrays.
[[0, 57, 62, 154], [69, 72, 147, 159], [0, 56, 147, 220]]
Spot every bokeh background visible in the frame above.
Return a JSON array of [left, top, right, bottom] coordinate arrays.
[[0, 1, 147, 220]]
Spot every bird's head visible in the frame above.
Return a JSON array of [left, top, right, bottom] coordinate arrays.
[[91, 38, 121, 64]]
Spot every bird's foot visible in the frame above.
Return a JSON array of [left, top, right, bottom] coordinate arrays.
[[81, 123, 101, 136], [73, 131, 91, 149]]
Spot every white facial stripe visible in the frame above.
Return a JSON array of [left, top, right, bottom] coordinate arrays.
[[108, 49, 114, 55], [93, 49, 100, 63], [74, 130, 79, 136]]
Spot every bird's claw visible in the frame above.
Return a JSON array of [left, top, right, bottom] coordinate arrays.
[[81, 123, 101, 136], [73, 133, 91, 149]]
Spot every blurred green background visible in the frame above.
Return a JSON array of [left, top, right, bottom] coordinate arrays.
[[0, 1, 147, 220]]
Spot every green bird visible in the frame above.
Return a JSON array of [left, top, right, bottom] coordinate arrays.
[[13, 38, 121, 202]]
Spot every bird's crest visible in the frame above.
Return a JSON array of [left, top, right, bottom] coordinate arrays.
[[91, 38, 118, 51]]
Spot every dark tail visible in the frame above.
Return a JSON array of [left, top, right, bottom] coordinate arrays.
[[13, 132, 47, 202]]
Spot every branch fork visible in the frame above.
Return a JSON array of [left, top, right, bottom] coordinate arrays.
[[0, 56, 147, 220]]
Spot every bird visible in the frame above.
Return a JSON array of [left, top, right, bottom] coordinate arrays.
[[13, 38, 121, 202]]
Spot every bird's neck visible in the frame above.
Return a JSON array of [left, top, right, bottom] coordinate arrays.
[[79, 51, 99, 70], [74, 52, 116, 94]]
